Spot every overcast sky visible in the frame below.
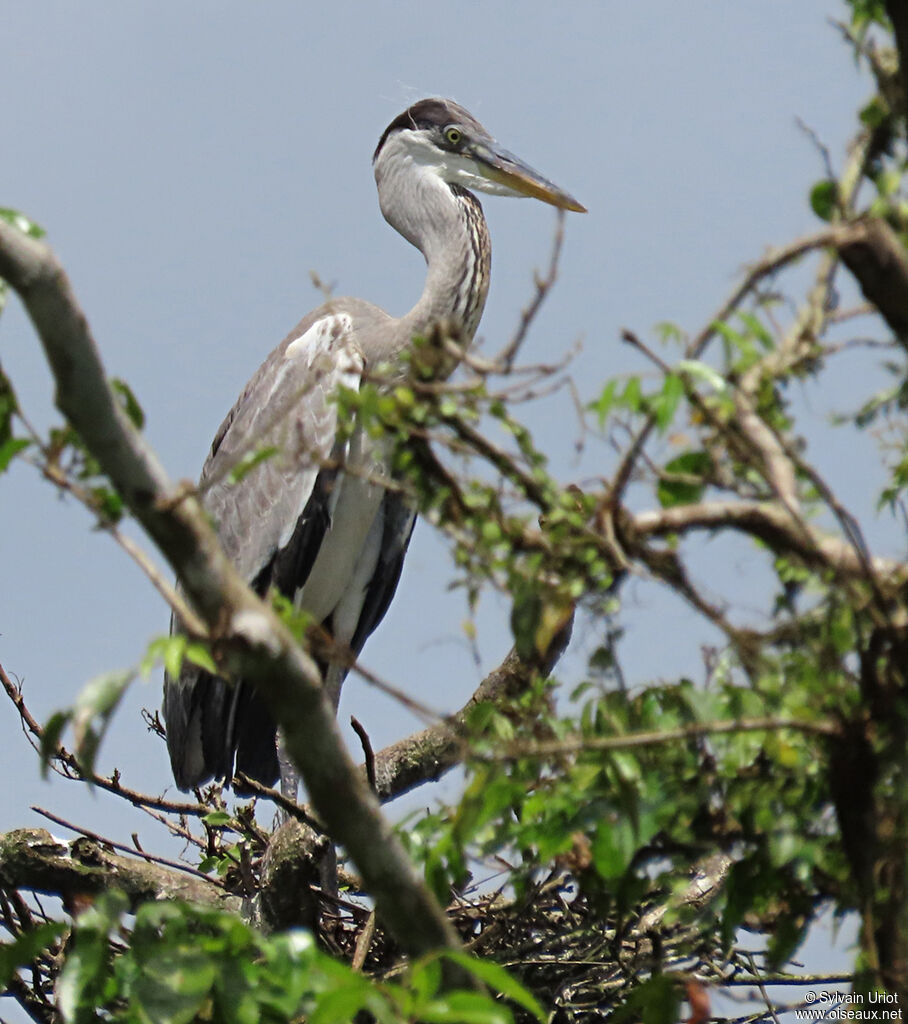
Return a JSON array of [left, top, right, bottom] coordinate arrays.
[[0, 1, 880, 1005]]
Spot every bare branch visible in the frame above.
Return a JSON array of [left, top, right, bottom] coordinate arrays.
[[371, 621, 573, 803]]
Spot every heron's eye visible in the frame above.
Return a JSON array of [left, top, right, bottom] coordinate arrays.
[[444, 126, 463, 147]]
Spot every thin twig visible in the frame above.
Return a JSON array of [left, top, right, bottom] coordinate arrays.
[[232, 773, 325, 831], [350, 717, 376, 794], [479, 716, 840, 763], [493, 209, 566, 372]]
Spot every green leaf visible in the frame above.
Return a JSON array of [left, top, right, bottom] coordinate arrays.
[[510, 585, 542, 662], [592, 818, 638, 881], [229, 445, 279, 484], [809, 179, 838, 221], [677, 359, 727, 393], [40, 711, 70, 777], [588, 379, 618, 427], [130, 951, 216, 1024], [143, 634, 217, 679], [611, 975, 682, 1024], [57, 893, 128, 1021], [70, 669, 134, 776], [654, 320, 686, 345], [737, 311, 774, 351], [440, 952, 545, 1022], [185, 641, 217, 675], [656, 450, 711, 508], [307, 977, 377, 1024], [0, 922, 65, 988], [877, 167, 902, 198], [419, 991, 513, 1024], [203, 811, 233, 827], [767, 913, 808, 970], [409, 956, 443, 1005], [651, 373, 684, 432], [621, 376, 643, 413], [0, 207, 45, 238], [860, 95, 889, 129], [0, 436, 29, 473], [110, 377, 146, 430]]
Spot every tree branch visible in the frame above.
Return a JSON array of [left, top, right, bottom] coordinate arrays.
[[0, 827, 237, 912], [0, 221, 461, 958], [630, 498, 908, 589], [371, 625, 573, 803], [884, 0, 908, 127], [836, 217, 908, 348]]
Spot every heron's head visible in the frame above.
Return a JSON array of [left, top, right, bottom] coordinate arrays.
[[373, 97, 586, 214]]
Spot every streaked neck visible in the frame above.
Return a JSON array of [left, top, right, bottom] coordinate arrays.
[[377, 164, 491, 365]]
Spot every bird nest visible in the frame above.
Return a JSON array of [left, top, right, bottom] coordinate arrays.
[[319, 864, 792, 1023]]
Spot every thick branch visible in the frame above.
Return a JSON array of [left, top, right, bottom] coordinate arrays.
[[0, 222, 460, 958], [884, 0, 908, 126], [371, 622, 573, 803], [0, 828, 236, 912], [630, 499, 908, 589], [836, 218, 908, 347]]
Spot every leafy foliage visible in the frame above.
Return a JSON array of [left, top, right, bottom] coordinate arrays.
[[54, 895, 539, 1024]]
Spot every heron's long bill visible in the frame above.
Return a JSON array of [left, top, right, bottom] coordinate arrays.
[[474, 141, 587, 213]]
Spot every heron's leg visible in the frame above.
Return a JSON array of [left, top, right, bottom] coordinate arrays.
[[274, 726, 338, 896], [275, 729, 300, 810]]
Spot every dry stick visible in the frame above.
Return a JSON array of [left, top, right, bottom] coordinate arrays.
[[0, 221, 462, 962], [745, 951, 784, 1024], [352, 911, 377, 971]]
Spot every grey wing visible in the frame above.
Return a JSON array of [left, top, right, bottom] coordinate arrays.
[[163, 310, 366, 790], [201, 313, 364, 583]]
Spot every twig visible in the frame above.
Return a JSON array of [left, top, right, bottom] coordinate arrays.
[[631, 499, 906, 588], [350, 717, 376, 794], [745, 951, 783, 1024], [232, 773, 325, 832], [493, 208, 566, 372], [352, 910, 377, 971]]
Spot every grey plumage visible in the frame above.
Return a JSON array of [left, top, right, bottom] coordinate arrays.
[[163, 98, 584, 792]]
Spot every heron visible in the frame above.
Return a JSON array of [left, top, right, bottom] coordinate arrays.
[[162, 97, 585, 796]]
